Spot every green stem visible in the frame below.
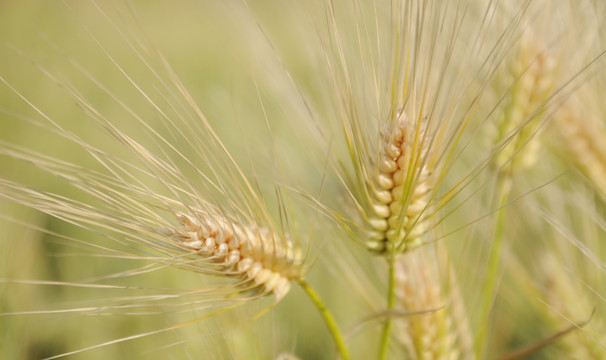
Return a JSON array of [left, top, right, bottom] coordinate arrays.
[[297, 278, 350, 360], [378, 257, 397, 360], [475, 172, 512, 358]]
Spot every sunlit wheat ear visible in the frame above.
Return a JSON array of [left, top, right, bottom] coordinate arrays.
[[493, 33, 556, 172], [366, 113, 433, 254], [165, 210, 303, 301], [394, 244, 474, 360]]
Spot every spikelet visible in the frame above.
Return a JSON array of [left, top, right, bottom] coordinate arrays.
[[394, 244, 474, 360], [366, 113, 433, 254], [165, 210, 303, 300]]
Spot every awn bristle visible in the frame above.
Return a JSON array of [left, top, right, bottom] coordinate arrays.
[[165, 211, 303, 301]]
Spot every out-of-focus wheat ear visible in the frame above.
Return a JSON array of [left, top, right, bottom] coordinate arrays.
[[394, 243, 474, 360], [365, 112, 434, 254], [162, 210, 304, 301], [493, 32, 556, 173], [477, 32, 559, 355], [553, 100, 606, 199], [537, 254, 606, 358]]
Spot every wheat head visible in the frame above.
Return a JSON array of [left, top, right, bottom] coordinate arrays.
[[493, 32, 556, 173], [394, 243, 474, 360], [367, 113, 433, 254], [166, 210, 303, 300]]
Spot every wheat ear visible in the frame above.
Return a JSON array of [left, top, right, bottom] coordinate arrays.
[[493, 33, 556, 173], [367, 113, 433, 254], [166, 210, 303, 301], [394, 244, 474, 360]]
